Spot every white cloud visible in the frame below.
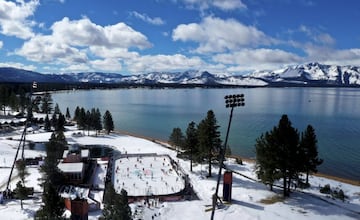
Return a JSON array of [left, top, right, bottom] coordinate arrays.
[[0, 41, 3, 49], [180, 0, 246, 11], [16, 17, 152, 71], [213, 0, 247, 11], [172, 16, 274, 53], [131, 11, 165, 25], [0, 0, 39, 39], [299, 25, 335, 45], [90, 58, 122, 72], [89, 46, 139, 60], [0, 62, 36, 71], [213, 48, 303, 72], [304, 44, 360, 65], [125, 54, 204, 73], [16, 35, 88, 64], [51, 17, 152, 49]]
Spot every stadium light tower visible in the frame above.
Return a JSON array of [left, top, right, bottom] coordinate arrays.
[[211, 94, 245, 220]]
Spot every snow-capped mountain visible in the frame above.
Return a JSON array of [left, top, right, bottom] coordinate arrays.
[[1, 63, 360, 87], [248, 62, 360, 86]]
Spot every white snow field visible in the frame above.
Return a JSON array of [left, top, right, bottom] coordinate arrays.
[[0, 125, 359, 220]]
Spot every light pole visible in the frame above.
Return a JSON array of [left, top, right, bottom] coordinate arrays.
[[210, 94, 245, 220]]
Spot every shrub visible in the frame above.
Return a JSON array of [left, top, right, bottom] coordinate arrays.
[[320, 184, 331, 194]]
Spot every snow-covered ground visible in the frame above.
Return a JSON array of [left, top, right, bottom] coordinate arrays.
[[113, 155, 185, 196], [0, 126, 359, 220]]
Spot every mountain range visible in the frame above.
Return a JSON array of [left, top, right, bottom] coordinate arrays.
[[1, 62, 360, 87]]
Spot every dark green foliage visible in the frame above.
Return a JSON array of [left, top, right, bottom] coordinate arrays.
[[169, 127, 185, 152], [94, 108, 102, 135], [299, 125, 323, 184], [15, 159, 29, 209], [55, 113, 66, 132], [41, 92, 53, 115], [255, 115, 324, 197], [40, 132, 66, 185], [73, 106, 103, 135], [184, 121, 198, 172], [103, 110, 114, 134], [35, 181, 64, 220], [255, 132, 281, 191], [197, 110, 222, 177], [65, 107, 71, 119], [103, 185, 131, 220], [255, 115, 300, 196], [14, 181, 28, 209], [36, 132, 66, 219], [44, 114, 51, 131], [54, 103, 60, 114], [319, 184, 346, 201]]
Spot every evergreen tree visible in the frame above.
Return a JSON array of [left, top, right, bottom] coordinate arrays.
[[103, 185, 131, 220], [78, 107, 86, 130], [255, 132, 280, 191], [184, 121, 198, 172], [41, 92, 53, 115], [9, 91, 20, 112], [169, 127, 184, 152], [55, 113, 66, 132], [44, 114, 51, 131], [197, 110, 222, 177], [36, 132, 65, 219], [65, 107, 71, 120], [15, 181, 28, 209], [86, 110, 92, 135], [54, 103, 60, 115], [35, 181, 64, 219], [299, 125, 323, 185], [73, 106, 80, 121], [15, 159, 29, 209], [103, 110, 114, 134], [51, 112, 58, 130], [94, 108, 102, 136], [255, 115, 300, 197]]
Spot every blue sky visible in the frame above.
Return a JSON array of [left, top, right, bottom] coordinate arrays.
[[0, 0, 360, 75]]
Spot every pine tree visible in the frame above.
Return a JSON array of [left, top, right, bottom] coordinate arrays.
[[55, 113, 66, 132], [44, 114, 51, 131], [36, 132, 65, 219], [197, 110, 222, 178], [255, 132, 280, 191], [184, 121, 198, 172], [41, 92, 53, 115], [73, 106, 80, 121], [15, 159, 29, 209], [94, 108, 102, 136], [169, 127, 184, 152], [65, 107, 71, 120], [35, 181, 64, 219], [299, 125, 323, 185], [103, 110, 114, 134], [54, 103, 60, 114], [255, 115, 299, 197], [103, 185, 131, 220]]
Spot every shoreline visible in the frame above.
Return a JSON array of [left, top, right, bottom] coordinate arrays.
[[114, 129, 360, 187]]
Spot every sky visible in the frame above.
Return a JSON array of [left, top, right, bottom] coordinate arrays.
[[0, 0, 360, 75]]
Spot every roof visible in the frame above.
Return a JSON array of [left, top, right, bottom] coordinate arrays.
[[62, 149, 89, 159], [58, 162, 84, 173]]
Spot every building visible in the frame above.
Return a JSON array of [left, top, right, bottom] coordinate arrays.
[[57, 145, 89, 184]]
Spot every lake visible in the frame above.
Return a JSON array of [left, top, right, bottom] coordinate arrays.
[[52, 87, 360, 181]]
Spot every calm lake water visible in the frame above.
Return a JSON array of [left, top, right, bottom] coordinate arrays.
[[52, 87, 360, 181]]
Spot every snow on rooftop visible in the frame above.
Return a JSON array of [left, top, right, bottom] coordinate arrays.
[[58, 162, 84, 173]]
